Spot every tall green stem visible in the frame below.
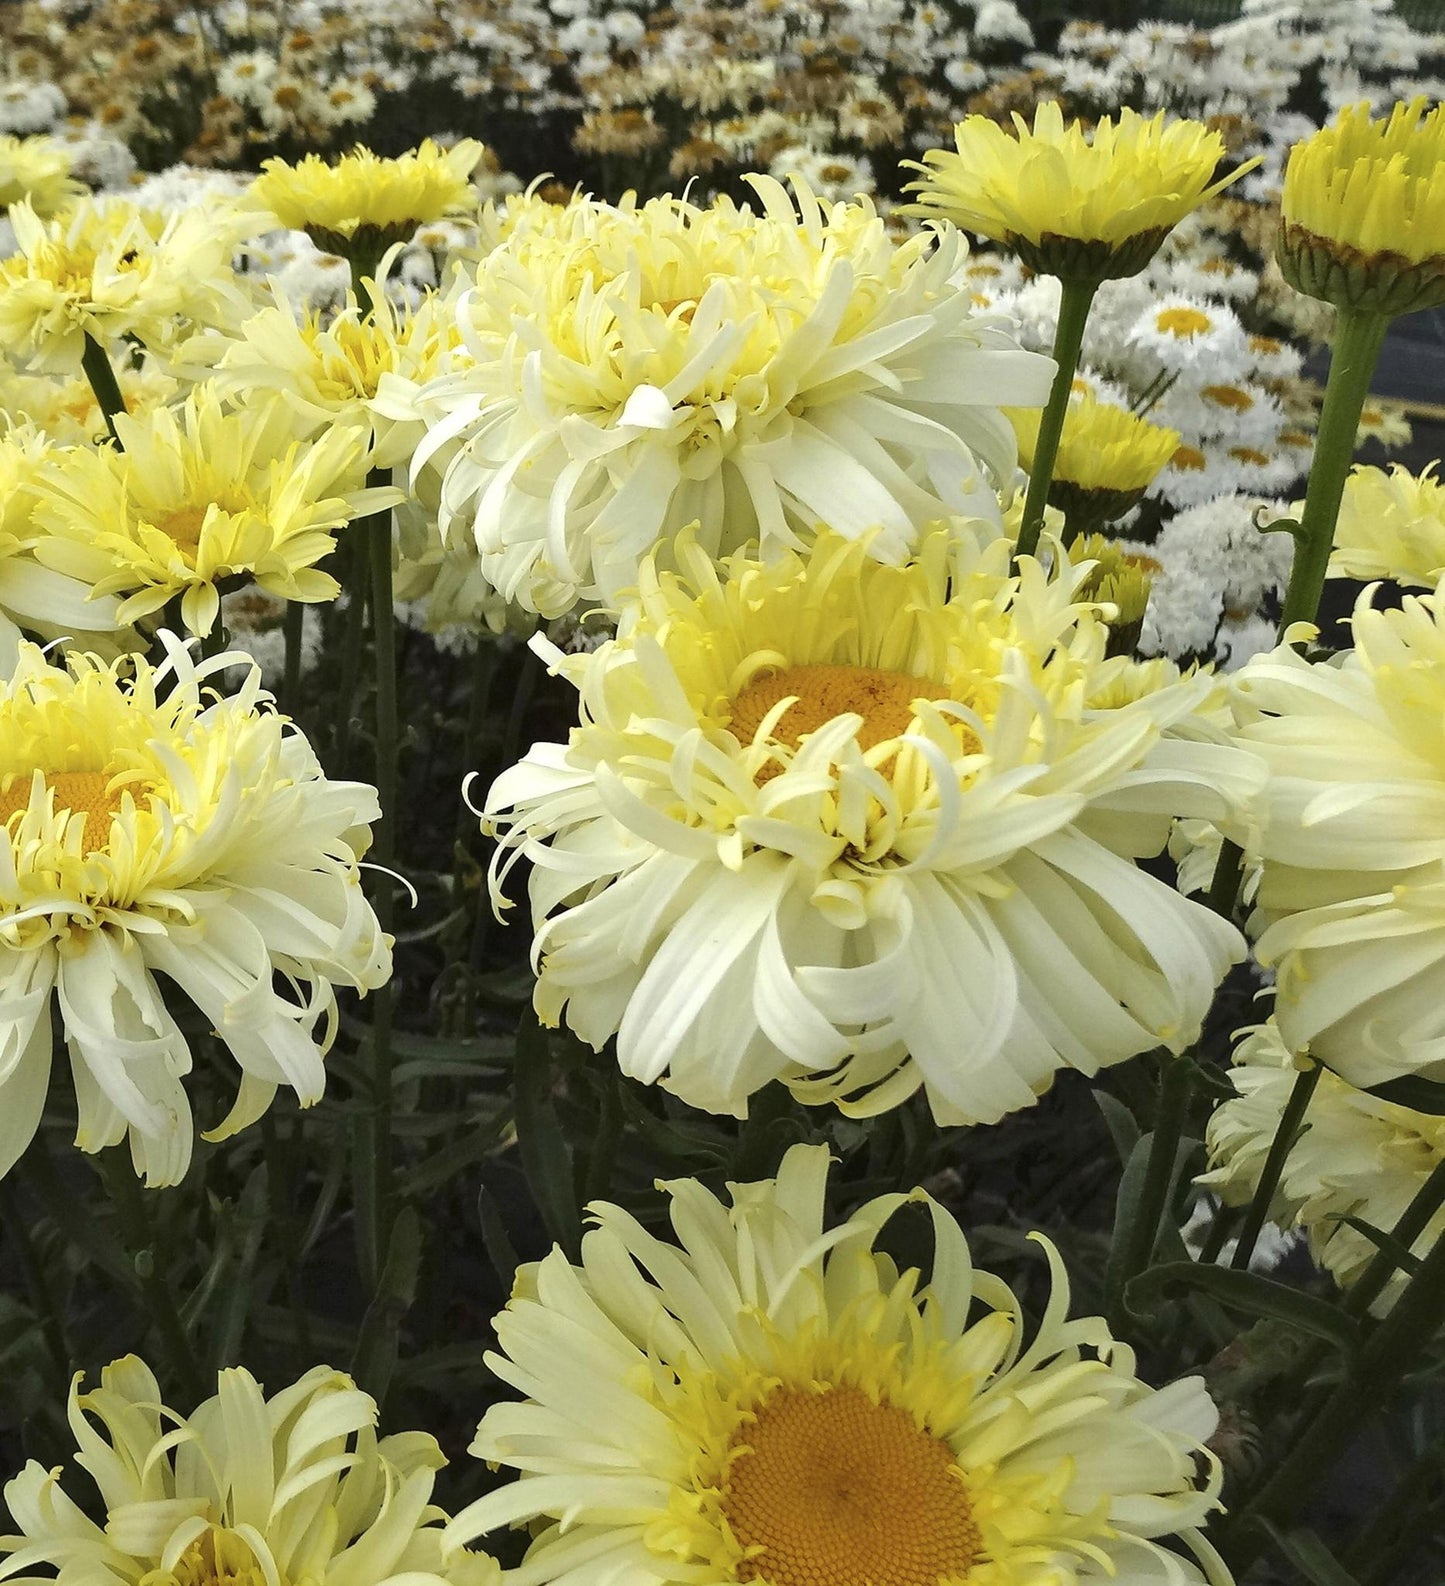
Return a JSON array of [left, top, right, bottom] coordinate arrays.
[[1230, 1063, 1320, 1271], [1345, 1155, 1445, 1320], [80, 332, 128, 445], [1014, 278, 1098, 563], [282, 601, 305, 720], [1230, 1222, 1445, 1567], [1278, 309, 1389, 631]]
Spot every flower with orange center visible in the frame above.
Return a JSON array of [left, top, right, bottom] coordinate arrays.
[[445, 1144, 1230, 1586], [481, 530, 1258, 1126]]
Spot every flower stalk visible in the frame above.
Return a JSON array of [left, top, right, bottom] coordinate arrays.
[[1015, 279, 1098, 562], [79, 332, 127, 445], [1229, 1062, 1322, 1272]]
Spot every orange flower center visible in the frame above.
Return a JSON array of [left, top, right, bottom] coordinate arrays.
[[722, 1386, 981, 1586], [0, 769, 131, 853]]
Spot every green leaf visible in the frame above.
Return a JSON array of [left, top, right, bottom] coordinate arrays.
[[1124, 1263, 1362, 1356], [1256, 1520, 1363, 1586], [351, 1206, 423, 1405], [1092, 1088, 1140, 1166], [1104, 1133, 1154, 1317], [1337, 1214, 1423, 1280], [400, 1115, 509, 1200], [513, 1007, 581, 1257], [476, 1182, 521, 1294], [1361, 1074, 1445, 1114]]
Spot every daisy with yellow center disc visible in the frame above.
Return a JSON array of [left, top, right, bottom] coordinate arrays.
[[29, 385, 396, 637], [0, 638, 389, 1185], [410, 177, 1053, 618], [250, 138, 484, 264], [446, 1144, 1230, 1585], [0, 1356, 499, 1586], [481, 531, 1259, 1126]]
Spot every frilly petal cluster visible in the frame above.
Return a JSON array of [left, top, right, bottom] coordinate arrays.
[[482, 530, 1259, 1126], [1279, 98, 1445, 314], [0, 1356, 499, 1586], [0, 638, 390, 1186], [0, 199, 255, 373], [446, 1143, 1228, 1586], [1229, 588, 1445, 1087], [1327, 462, 1445, 587], [410, 177, 1055, 617], [907, 104, 1254, 280], [1201, 1018, 1445, 1314], [28, 385, 394, 637], [0, 134, 84, 219], [250, 139, 485, 253]]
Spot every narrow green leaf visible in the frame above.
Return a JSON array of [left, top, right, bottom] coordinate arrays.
[[513, 1007, 581, 1256], [400, 1115, 509, 1200], [1104, 1133, 1154, 1317], [1092, 1088, 1140, 1165], [476, 1183, 520, 1294], [1337, 1215, 1423, 1280], [1125, 1263, 1362, 1356], [1256, 1520, 1363, 1586], [351, 1206, 423, 1405], [1361, 1074, 1445, 1114]]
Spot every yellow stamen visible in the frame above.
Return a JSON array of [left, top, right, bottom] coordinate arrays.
[[721, 1385, 981, 1586], [729, 662, 949, 760], [1156, 305, 1212, 337], [0, 769, 129, 853], [166, 1527, 271, 1586]]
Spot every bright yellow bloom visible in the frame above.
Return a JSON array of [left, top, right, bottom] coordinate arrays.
[[0, 133, 84, 218], [1280, 98, 1445, 314], [448, 1144, 1229, 1586], [29, 386, 394, 636], [0, 198, 254, 372], [1013, 390, 1181, 494], [207, 264, 460, 469], [483, 530, 1256, 1127], [250, 139, 485, 256], [0, 1356, 499, 1586], [1202, 1017, 1445, 1314], [412, 179, 1052, 616], [1328, 462, 1445, 587], [0, 639, 389, 1185], [908, 103, 1256, 280]]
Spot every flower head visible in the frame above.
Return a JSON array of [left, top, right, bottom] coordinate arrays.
[[448, 1143, 1228, 1586], [29, 386, 393, 637], [1230, 587, 1445, 1088], [0, 198, 253, 373], [413, 178, 1053, 617], [0, 133, 84, 218], [1201, 1017, 1445, 1314], [483, 531, 1255, 1126], [1327, 462, 1445, 587], [0, 1356, 498, 1586], [0, 638, 389, 1185], [1279, 98, 1445, 315], [1011, 390, 1180, 535], [250, 139, 485, 259], [907, 104, 1256, 281]]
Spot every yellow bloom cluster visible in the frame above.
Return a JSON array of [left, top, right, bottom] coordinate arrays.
[[1013, 390, 1181, 496], [1328, 463, 1445, 587], [0, 132, 83, 218]]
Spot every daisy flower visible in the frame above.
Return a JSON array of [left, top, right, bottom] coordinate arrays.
[[1125, 296, 1249, 376], [1202, 1017, 1445, 1314], [0, 133, 84, 219], [29, 385, 394, 638], [0, 638, 389, 1186], [1327, 463, 1445, 587], [411, 179, 1053, 618], [481, 531, 1257, 1127], [1230, 586, 1445, 1088], [447, 1143, 1229, 1586], [0, 1356, 499, 1586]]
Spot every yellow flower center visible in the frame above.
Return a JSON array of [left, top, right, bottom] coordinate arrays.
[[728, 663, 951, 766], [721, 1386, 981, 1586], [1172, 444, 1207, 471], [166, 1528, 272, 1586], [157, 506, 210, 554], [0, 769, 129, 853], [1156, 306, 1212, 337], [1201, 383, 1254, 412]]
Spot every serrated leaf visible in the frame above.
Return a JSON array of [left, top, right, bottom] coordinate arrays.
[[1124, 1262, 1361, 1356]]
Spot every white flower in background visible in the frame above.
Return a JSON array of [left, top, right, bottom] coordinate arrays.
[[0, 639, 389, 1185], [1126, 295, 1249, 375], [0, 1356, 499, 1586], [1231, 588, 1445, 1088], [1202, 1017, 1445, 1313], [448, 1143, 1228, 1586], [767, 146, 876, 202], [482, 531, 1257, 1127], [411, 178, 1054, 617]]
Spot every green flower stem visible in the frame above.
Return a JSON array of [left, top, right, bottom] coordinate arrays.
[[1278, 308, 1390, 632], [1230, 1063, 1322, 1271], [1229, 1221, 1445, 1568], [363, 478, 399, 1277], [1014, 278, 1099, 564], [282, 600, 305, 720], [1345, 1155, 1445, 1319], [99, 1151, 206, 1404], [1206, 837, 1245, 920], [1107, 1053, 1193, 1332], [80, 332, 128, 446], [334, 543, 369, 773]]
